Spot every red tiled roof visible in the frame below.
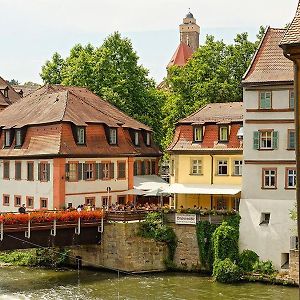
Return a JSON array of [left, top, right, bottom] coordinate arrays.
[[280, 1, 300, 46], [178, 102, 243, 125], [167, 42, 194, 68], [0, 76, 21, 107], [0, 84, 151, 131], [243, 27, 294, 85]]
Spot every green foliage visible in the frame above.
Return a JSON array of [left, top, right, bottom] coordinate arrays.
[[196, 221, 217, 271], [0, 248, 69, 268], [138, 212, 177, 262], [239, 250, 259, 272], [40, 32, 164, 146], [253, 260, 275, 275], [212, 221, 239, 262], [213, 258, 241, 283], [8, 79, 19, 85], [224, 214, 241, 229]]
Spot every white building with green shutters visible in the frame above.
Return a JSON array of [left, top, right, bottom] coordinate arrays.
[[239, 27, 296, 270]]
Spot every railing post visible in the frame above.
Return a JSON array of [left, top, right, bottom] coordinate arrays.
[[75, 217, 81, 235], [0, 222, 3, 241], [50, 218, 57, 237], [25, 213, 31, 239], [98, 213, 104, 233]]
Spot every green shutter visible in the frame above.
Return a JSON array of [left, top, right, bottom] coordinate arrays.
[[99, 163, 104, 179], [46, 163, 50, 181], [78, 163, 83, 180], [289, 131, 295, 149], [38, 163, 41, 181], [95, 163, 100, 180], [260, 93, 266, 109], [110, 163, 115, 179], [65, 163, 69, 181], [253, 131, 260, 150], [265, 92, 271, 109], [272, 131, 279, 149], [83, 163, 87, 180]]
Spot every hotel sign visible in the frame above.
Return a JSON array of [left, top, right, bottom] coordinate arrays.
[[175, 214, 197, 225]]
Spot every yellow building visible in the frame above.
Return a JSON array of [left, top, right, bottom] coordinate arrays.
[[167, 102, 243, 210]]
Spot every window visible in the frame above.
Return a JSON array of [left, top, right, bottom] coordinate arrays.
[[118, 196, 126, 205], [288, 130, 295, 150], [219, 126, 229, 142], [134, 161, 139, 176], [151, 160, 156, 175], [253, 131, 278, 150], [15, 161, 22, 180], [14, 195, 21, 207], [289, 90, 295, 109], [117, 161, 126, 179], [146, 132, 151, 146], [40, 198, 48, 210], [134, 131, 139, 146], [141, 161, 146, 175], [233, 160, 242, 176], [145, 160, 150, 175], [101, 162, 114, 180], [217, 160, 228, 175], [15, 129, 22, 147], [3, 195, 10, 206], [66, 162, 78, 182], [286, 168, 296, 189], [191, 159, 202, 175], [102, 196, 111, 208], [259, 91, 272, 109], [109, 128, 117, 145], [85, 197, 95, 206], [262, 168, 277, 189], [39, 162, 50, 182], [260, 213, 270, 225], [84, 163, 95, 180], [27, 162, 34, 181], [77, 127, 85, 145], [26, 196, 34, 208], [170, 159, 175, 176], [4, 130, 11, 147], [3, 161, 9, 179], [194, 127, 203, 142]]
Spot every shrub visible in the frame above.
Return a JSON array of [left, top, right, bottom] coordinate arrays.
[[253, 260, 275, 275], [239, 250, 259, 272], [213, 258, 241, 283]]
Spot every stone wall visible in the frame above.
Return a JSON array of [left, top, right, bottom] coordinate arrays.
[[68, 222, 167, 272], [289, 250, 299, 284], [68, 222, 201, 273]]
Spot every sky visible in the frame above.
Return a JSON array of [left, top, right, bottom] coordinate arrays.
[[0, 0, 298, 84]]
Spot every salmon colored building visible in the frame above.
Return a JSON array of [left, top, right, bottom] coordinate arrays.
[[0, 85, 161, 211], [167, 102, 243, 209]]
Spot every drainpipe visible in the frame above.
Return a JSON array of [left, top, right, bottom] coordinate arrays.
[[283, 49, 300, 290], [210, 154, 214, 209]]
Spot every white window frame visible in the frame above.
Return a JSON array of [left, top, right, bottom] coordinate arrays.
[[146, 132, 151, 146], [15, 130, 22, 147], [69, 162, 78, 181], [77, 127, 85, 145], [217, 160, 228, 175], [40, 163, 48, 182], [219, 126, 228, 142], [260, 131, 273, 149], [109, 128, 117, 145], [191, 159, 202, 175], [85, 163, 94, 180], [134, 131, 139, 146], [194, 127, 203, 142], [287, 168, 296, 189], [263, 169, 277, 189], [290, 90, 295, 109], [233, 160, 242, 176], [103, 163, 110, 180], [4, 130, 10, 147]]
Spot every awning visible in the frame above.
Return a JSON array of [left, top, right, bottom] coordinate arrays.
[[134, 175, 169, 191], [161, 183, 241, 195], [118, 189, 146, 195]]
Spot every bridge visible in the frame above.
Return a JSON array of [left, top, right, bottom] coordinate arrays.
[[0, 210, 104, 251]]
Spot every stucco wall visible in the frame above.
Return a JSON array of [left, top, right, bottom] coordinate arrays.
[[289, 250, 299, 284]]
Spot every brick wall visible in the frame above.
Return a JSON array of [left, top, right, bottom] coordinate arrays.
[[289, 250, 299, 284]]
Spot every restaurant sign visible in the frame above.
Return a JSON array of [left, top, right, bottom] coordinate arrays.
[[175, 214, 197, 225]]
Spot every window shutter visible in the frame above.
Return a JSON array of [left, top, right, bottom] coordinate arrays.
[[46, 163, 50, 181], [38, 163, 41, 181], [95, 163, 100, 180], [272, 131, 279, 149], [260, 93, 265, 109], [99, 163, 104, 180], [110, 163, 115, 179], [65, 163, 70, 181], [253, 131, 260, 150], [78, 163, 83, 180], [83, 163, 87, 180]]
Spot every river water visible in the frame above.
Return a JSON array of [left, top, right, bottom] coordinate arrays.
[[0, 267, 297, 300]]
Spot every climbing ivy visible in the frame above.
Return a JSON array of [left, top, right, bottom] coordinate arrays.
[[138, 212, 177, 264]]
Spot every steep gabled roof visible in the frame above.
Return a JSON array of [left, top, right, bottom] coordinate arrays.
[[242, 27, 294, 85], [0, 85, 151, 131], [178, 102, 243, 125], [0, 76, 21, 107], [167, 42, 193, 68], [280, 1, 300, 47]]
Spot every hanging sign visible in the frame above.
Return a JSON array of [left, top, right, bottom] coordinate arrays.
[[175, 213, 197, 225]]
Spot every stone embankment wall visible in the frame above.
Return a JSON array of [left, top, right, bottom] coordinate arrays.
[[68, 222, 201, 273], [289, 250, 299, 284]]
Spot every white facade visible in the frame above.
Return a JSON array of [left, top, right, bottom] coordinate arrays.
[[240, 87, 296, 270]]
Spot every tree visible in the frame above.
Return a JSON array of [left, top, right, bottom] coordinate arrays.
[[8, 79, 19, 85], [40, 32, 164, 144]]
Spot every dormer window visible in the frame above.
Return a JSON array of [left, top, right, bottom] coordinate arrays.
[[15, 129, 22, 147], [134, 131, 139, 146], [0, 86, 9, 98], [193, 126, 203, 142], [4, 130, 11, 147], [76, 127, 85, 145], [146, 132, 151, 146], [109, 128, 117, 145], [219, 126, 229, 142]]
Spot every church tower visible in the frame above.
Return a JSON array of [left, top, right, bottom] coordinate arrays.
[[179, 11, 200, 53]]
